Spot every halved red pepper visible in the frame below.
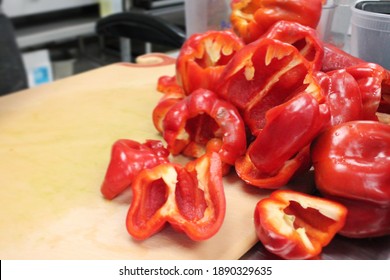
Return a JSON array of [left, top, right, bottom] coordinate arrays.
[[176, 30, 244, 95], [217, 37, 323, 136], [235, 92, 329, 189], [311, 121, 390, 238], [162, 88, 247, 168], [230, 0, 323, 44], [100, 139, 169, 200], [126, 151, 225, 241], [263, 20, 324, 71], [254, 189, 347, 260]]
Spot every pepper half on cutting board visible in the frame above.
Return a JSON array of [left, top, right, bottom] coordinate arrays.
[[100, 139, 170, 200], [126, 152, 225, 241], [311, 121, 390, 238], [254, 190, 347, 259]]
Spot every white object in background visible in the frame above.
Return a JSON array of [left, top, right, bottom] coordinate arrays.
[[350, 5, 390, 69], [319, 0, 358, 50], [184, 0, 231, 37], [99, 0, 123, 17], [317, 1, 337, 42], [22, 50, 53, 88]]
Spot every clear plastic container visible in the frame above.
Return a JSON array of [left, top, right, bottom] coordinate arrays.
[[184, 0, 231, 37], [318, 0, 356, 49], [350, 5, 390, 69], [317, 2, 337, 42]]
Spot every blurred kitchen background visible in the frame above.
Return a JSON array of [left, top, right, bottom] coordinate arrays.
[[1, 0, 388, 89], [1, 0, 187, 87]]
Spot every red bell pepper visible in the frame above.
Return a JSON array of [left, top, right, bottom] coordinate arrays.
[[230, 0, 323, 44], [126, 151, 225, 241], [322, 44, 390, 114], [217, 37, 323, 136], [321, 43, 365, 72], [254, 189, 347, 260], [100, 139, 170, 200], [235, 92, 329, 189], [236, 145, 312, 189], [380, 79, 390, 114], [311, 121, 390, 238], [176, 30, 244, 95], [345, 63, 388, 121], [263, 20, 324, 71], [323, 195, 390, 239], [157, 75, 185, 95], [248, 92, 329, 174], [162, 88, 247, 167], [315, 69, 363, 126]]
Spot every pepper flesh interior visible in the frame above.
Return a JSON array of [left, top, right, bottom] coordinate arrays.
[[284, 200, 336, 240], [139, 178, 168, 221], [185, 114, 221, 146], [195, 38, 237, 68], [175, 168, 207, 221]]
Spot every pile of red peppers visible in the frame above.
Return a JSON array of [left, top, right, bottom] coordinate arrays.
[[100, 0, 390, 259]]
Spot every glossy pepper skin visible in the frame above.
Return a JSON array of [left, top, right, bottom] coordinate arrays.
[[230, 0, 323, 44], [152, 90, 185, 133], [162, 88, 247, 167], [321, 43, 365, 72], [321, 44, 390, 115], [100, 139, 169, 200], [176, 30, 244, 95], [311, 121, 390, 238], [345, 63, 388, 121], [254, 190, 347, 260], [263, 21, 324, 71], [217, 37, 323, 136], [315, 69, 363, 126], [126, 152, 225, 241], [235, 92, 329, 189], [248, 92, 329, 174]]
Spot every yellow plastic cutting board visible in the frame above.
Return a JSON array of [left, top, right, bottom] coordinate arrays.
[[0, 57, 271, 260]]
